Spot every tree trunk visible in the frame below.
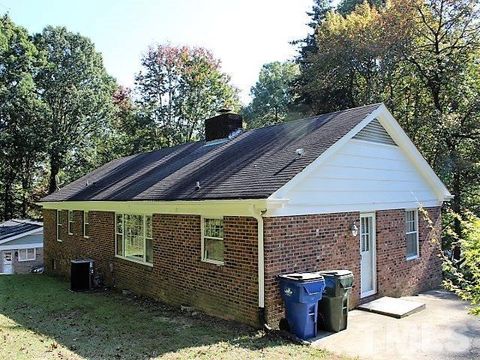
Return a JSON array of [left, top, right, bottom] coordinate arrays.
[[48, 153, 61, 194], [3, 182, 12, 221], [21, 175, 29, 218], [449, 142, 462, 239], [452, 163, 462, 239]]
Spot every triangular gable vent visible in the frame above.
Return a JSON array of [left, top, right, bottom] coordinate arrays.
[[354, 118, 397, 146]]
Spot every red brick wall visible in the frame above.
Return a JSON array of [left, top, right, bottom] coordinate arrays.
[[263, 207, 442, 327], [44, 206, 442, 328], [376, 207, 442, 297], [43, 209, 259, 325], [263, 212, 361, 326], [43, 210, 115, 285]]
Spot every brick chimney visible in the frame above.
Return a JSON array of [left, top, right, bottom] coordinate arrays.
[[204, 109, 243, 142]]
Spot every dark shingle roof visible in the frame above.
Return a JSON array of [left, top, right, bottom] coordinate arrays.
[[41, 104, 381, 202], [0, 220, 43, 241]]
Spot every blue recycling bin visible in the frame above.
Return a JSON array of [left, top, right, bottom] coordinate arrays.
[[278, 272, 326, 339]]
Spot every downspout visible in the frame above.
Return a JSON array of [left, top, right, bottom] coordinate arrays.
[[253, 207, 271, 331]]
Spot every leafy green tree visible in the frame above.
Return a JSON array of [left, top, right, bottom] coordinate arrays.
[[443, 211, 480, 315], [135, 45, 239, 147], [293, 1, 333, 110], [0, 15, 46, 220], [34, 26, 117, 194], [337, 0, 386, 15], [243, 61, 300, 128]]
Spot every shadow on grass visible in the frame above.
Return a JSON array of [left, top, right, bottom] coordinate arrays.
[[0, 275, 330, 359]]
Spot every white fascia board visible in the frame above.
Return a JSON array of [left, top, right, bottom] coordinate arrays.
[[0, 228, 43, 246], [375, 104, 452, 201], [38, 199, 269, 218], [269, 105, 385, 201]]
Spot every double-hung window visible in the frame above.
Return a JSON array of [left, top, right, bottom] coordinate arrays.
[[115, 214, 153, 265], [56, 210, 63, 242], [83, 211, 90, 238], [18, 248, 36, 261], [406, 209, 419, 259], [202, 218, 224, 264], [68, 210, 74, 235]]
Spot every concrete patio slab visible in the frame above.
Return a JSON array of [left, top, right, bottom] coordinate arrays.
[[312, 290, 480, 360], [358, 296, 425, 318]]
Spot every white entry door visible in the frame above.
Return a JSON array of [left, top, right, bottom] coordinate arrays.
[[360, 213, 376, 298], [3, 251, 13, 274]]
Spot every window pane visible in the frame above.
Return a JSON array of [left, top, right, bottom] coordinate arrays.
[[126, 236, 143, 259], [204, 218, 224, 238], [116, 214, 123, 234], [146, 238, 153, 263], [204, 238, 224, 262], [406, 233, 418, 257], [146, 215, 152, 239], [27, 249, 35, 259], [124, 215, 144, 260], [116, 234, 123, 256], [406, 211, 417, 232], [85, 223, 89, 237]]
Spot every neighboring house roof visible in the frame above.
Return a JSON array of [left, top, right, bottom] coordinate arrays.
[[41, 104, 383, 202], [0, 219, 43, 242], [0, 233, 43, 251]]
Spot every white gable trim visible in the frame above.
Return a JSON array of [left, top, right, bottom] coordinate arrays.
[[269, 103, 452, 207]]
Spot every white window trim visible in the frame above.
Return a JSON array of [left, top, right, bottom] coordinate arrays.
[[56, 210, 63, 242], [406, 209, 420, 260], [83, 211, 90, 238], [115, 213, 153, 266], [68, 210, 74, 235], [18, 248, 36, 262], [201, 216, 225, 266]]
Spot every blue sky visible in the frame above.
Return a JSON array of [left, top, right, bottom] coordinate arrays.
[[2, 0, 319, 104]]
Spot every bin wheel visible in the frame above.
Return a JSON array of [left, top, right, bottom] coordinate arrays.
[[279, 318, 290, 332]]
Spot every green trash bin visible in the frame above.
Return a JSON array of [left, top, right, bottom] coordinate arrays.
[[317, 270, 353, 332]]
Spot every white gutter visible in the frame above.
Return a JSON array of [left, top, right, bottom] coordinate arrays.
[[252, 209, 265, 309], [251, 199, 288, 314]]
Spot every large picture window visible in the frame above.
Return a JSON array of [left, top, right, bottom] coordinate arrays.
[[18, 248, 36, 262], [406, 209, 419, 259], [202, 218, 224, 264], [115, 214, 153, 265]]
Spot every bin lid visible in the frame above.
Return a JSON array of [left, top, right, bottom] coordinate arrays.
[[278, 272, 324, 281], [318, 269, 352, 277]]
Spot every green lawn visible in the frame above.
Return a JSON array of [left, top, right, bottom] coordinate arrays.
[[0, 275, 343, 359]]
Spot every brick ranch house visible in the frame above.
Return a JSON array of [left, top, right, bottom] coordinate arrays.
[[39, 103, 451, 328]]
